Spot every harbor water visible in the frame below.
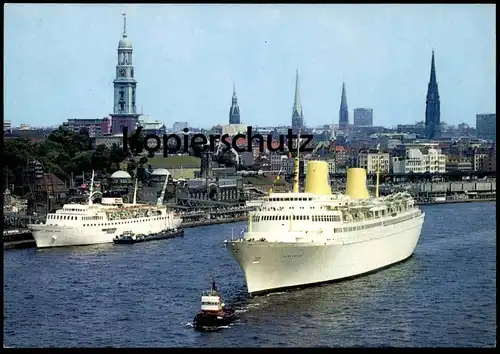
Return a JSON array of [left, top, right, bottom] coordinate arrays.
[[3, 202, 496, 347]]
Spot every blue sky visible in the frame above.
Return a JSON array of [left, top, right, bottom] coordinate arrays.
[[4, 4, 496, 129]]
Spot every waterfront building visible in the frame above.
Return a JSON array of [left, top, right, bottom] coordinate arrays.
[[391, 145, 446, 174], [481, 154, 496, 172], [357, 149, 390, 174], [291, 70, 304, 134], [425, 50, 441, 140], [445, 158, 473, 172], [110, 13, 140, 134], [353, 108, 373, 127], [473, 151, 489, 171]]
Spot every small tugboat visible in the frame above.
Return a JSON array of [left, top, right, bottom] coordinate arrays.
[[193, 279, 236, 331], [145, 228, 184, 242], [113, 231, 145, 244], [113, 229, 184, 245]]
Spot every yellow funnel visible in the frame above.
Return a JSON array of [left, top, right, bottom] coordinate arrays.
[[305, 161, 332, 195], [345, 168, 369, 199]]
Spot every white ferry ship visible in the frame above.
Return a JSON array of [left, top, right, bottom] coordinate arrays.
[[28, 171, 182, 248], [226, 145, 425, 296]]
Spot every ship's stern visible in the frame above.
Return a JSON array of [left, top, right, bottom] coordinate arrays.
[[174, 217, 183, 229]]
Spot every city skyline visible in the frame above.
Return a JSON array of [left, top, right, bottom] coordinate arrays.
[[4, 4, 496, 128]]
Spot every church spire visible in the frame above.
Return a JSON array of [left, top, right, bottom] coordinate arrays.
[[338, 82, 349, 130], [229, 82, 240, 124], [425, 50, 441, 140], [340, 82, 347, 109], [291, 69, 304, 133], [232, 81, 237, 102], [429, 49, 437, 84], [122, 12, 127, 38], [292, 69, 303, 118]]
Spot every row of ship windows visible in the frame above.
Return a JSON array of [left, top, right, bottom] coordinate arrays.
[[263, 206, 345, 211], [252, 210, 418, 230], [333, 212, 418, 233], [82, 216, 168, 227], [267, 197, 313, 202], [47, 215, 104, 221], [253, 215, 341, 222]]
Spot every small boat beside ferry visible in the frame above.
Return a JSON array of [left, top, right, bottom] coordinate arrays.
[[113, 228, 184, 244], [193, 279, 236, 331]]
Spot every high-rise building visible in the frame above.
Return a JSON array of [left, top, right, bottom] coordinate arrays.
[[338, 82, 349, 130], [291, 69, 304, 133], [353, 108, 373, 127], [229, 83, 241, 124], [425, 50, 441, 140], [476, 114, 496, 141], [110, 13, 140, 134]]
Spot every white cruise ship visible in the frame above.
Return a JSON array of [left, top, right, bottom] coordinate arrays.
[[28, 171, 182, 248], [226, 154, 425, 296]]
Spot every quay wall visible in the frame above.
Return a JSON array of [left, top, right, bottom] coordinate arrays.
[[411, 181, 495, 193], [377, 181, 496, 196]]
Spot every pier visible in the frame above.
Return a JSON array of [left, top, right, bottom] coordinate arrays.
[[414, 198, 496, 206]]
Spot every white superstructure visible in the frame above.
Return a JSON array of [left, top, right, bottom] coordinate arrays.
[[226, 154, 425, 295], [28, 171, 182, 248]]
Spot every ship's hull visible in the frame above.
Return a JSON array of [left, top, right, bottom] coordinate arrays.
[[227, 213, 424, 295], [30, 217, 182, 248], [193, 309, 236, 331]]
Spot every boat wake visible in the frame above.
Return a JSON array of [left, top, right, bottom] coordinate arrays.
[[266, 291, 287, 297], [193, 324, 231, 332]]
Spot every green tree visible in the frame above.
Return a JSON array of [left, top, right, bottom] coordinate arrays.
[[5, 124, 127, 196], [109, 144, 126, 171], [91, 145, 111, 172]]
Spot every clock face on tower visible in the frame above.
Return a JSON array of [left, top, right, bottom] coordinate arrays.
[[119, 69, 126, 77]]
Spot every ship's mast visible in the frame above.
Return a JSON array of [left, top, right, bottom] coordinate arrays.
[[132, 178, 138, 205], [88, 170, 95, 206], [268, 166, 284, 195], [292, 129, 301, 193], [375, 144, 381, 198], [156, 173, 169, 207]]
